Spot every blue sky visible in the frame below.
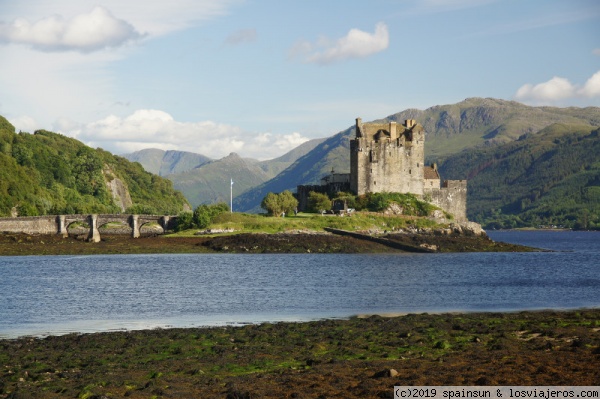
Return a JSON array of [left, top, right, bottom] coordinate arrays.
[[1, 0, 599, 160]]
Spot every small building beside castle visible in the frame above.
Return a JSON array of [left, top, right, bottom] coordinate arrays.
[[296, 118, 468, 221]]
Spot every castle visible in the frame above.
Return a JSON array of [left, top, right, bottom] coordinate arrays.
[[297, 118, 467, 221]]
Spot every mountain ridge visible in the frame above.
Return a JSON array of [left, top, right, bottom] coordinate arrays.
[[234, 98, 600, 217], [122, 137, 326, 208]]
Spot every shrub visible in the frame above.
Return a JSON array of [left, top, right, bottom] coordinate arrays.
[[193, 202, 229, 228], [307, 191, 331, 213], [354, 192, 435, 216], [175, 211, 194, 232]]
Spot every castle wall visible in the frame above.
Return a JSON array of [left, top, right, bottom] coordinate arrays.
[[425, 180, 468, 222]]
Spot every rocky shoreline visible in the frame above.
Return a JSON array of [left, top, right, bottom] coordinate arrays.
[[1, 309, 598, 398], [0, 225, 535, 256]]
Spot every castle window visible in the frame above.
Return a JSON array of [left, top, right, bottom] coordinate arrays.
[[409, 169, 412, 174]]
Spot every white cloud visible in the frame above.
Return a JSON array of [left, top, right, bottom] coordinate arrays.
[[225, 28, 257, 45], [515, 71, 600, 103], [0, 1, 240, 133], [594, 48, 600, 56], [291, 22, 389, 65], [0, 6, 142, 52], [579, 71, 600, 98], [59, 109, 309, 160], [515, 76, 576, 102]]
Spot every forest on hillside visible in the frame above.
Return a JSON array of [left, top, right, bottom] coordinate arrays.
[[0, 116, 189, 217], [439, 124, 600, 230]]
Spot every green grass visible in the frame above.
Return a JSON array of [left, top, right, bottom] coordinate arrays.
[[167, 211, 442, 237]]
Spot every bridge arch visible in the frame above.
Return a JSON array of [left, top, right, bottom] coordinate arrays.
[[56, 214, 178, 242]]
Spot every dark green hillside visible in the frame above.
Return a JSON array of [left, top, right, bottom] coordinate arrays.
[[438, 124, 600, 229], [233, 128, 352, 212], [0, 116, 189, 217]]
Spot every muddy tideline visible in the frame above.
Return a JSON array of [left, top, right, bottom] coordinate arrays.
[[0, 228, 534, 256], [1, 310, 599, 398]]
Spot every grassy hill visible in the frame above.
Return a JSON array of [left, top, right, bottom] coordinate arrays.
[[0, 116, 189, 216]]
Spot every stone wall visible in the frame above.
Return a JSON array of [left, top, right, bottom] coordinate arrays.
[[0, 214, 179, 240], [0, 216, 58, 235], [425, 180, 468, 222]]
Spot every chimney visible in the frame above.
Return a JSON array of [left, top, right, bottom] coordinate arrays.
[[405, 119, 415, 128]]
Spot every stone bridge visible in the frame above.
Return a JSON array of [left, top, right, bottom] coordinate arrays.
[[0, 214, 178, 243]]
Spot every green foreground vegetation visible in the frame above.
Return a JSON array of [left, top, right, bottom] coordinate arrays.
[[174, 192, 443, 235], [171, 210, 440, 237]]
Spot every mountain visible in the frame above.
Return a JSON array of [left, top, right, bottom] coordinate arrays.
[[233, 129, 352, 213], [437, 123, 600, 229], [123, 148, 212, 176], [124, 137, 326, 208], [167, 153, 275, 207], [256, 137, 327, 178], [0, 116, 189, 217], [385, 97, 600, 160], [234, 98, 600, 214]]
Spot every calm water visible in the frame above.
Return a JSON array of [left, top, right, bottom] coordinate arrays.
[[0, 230, 598, 338]]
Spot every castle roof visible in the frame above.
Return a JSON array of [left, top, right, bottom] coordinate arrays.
[[424, 165, 440, 180]]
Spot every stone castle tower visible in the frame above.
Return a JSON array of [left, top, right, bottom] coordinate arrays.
[[350, 118, 425, 196], [297, 117, 468, 221]]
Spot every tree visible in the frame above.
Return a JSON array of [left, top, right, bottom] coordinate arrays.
[[193, 202, 229, 228], [307, 191, 331, 213], [279, 191, 298, 215], [261, 191, 298, 216]]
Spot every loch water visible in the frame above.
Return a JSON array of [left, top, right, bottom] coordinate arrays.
[[0, 230, 598, 338]]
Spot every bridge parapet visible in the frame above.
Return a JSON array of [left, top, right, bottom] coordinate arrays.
[[1, 214, 179, 243]]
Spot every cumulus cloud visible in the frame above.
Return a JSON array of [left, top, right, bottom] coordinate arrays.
[[224, 28, 257, 45], [0, 6, 142, 52], [579, 71, 600, 98], [515, 76, 576, 102], [514, 71, 600, 103], [290, 22, 389, 65], [59, 109, 309, 160]]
